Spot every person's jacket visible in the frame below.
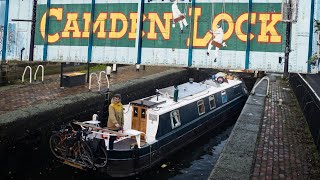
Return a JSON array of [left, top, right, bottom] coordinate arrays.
[[107, 102, 124, 130]]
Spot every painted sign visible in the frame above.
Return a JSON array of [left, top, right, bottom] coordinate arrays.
[[6, 0, 313, 73]]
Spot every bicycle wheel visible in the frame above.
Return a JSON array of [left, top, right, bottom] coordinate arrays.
[[49, 134, 67, 159], [77, 140, 94, 168], [94, 146, 108, 168]]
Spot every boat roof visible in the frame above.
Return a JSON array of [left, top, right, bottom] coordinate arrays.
[[158, 82, 209, 99], [128, 79, 243, 114]]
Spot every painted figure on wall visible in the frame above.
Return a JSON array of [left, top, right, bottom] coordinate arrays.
[[206, 24, 227, 62], [171, 0, 188, 33]]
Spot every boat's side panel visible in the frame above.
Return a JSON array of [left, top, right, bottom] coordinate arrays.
[[123, 105, 133, 130], [145, 112, 160, 143], [155, 83, 244, 139], [103, 93, 247, 177]]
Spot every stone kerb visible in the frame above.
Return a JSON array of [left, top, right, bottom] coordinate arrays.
[[208, 78, 268, 180]]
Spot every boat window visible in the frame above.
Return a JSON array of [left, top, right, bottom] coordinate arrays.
[[197, 100, 205, 115], [221, 91, 228, 104], [170, 110, 181, 129], [209, 95, 216, 109], [133, 107, 138, 117], [141, 109, 146, 119]]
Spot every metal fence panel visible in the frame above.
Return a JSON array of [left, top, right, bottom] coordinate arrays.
[[289, 74, 320, 152]]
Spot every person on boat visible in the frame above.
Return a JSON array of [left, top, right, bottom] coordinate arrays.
[[107, 94, 124, 150], [172, 0, 188, 33], [206, 24, 227, 62], [107, 94, 124, 131]]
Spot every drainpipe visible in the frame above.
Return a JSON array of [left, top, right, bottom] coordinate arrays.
[[60, 62, 64, 87], [283, 1, 292, 78], [20, 47, 25, 61], [1, 0, 9, 61], [317, 32, 319, 59], [29, 0, 37, 61]]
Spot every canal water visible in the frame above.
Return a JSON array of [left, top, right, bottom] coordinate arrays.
[[0, 122, 235, 180]]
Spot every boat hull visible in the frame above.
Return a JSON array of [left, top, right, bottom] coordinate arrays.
[[100, 94, 247, 177]]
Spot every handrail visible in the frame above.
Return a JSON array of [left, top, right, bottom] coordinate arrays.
[[34, 65, 44, 82], [89, 73, 99, 91], [298, 73, 320, 102], [73, 121, 127, 137], [22, 66, 32, 83], [251, 76, 270, 97], [99, 71, 110, 90], [98, 71, 105, 91]]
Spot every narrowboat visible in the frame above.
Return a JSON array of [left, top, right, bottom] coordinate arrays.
[[49, 74, 248, 177]]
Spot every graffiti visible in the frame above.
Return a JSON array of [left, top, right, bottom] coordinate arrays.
[[0, 25, 3, 55], [7, 23, 16, 57]]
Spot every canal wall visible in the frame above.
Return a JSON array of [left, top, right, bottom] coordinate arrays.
[[289, 74, 320, 153], [0, 68, 214, 139], [209, 77, 268, 179]]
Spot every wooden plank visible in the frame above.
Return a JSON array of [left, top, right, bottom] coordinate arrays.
[[73, 121, 127, 137], [62, 160, 86, 170]]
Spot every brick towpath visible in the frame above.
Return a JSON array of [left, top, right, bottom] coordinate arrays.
[[0, 65, 174, 115], [252, 78, 320, 179]]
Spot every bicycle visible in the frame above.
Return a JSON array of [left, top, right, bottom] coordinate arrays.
[[86, 138, 108, 168], [49, 124, 94, 168]]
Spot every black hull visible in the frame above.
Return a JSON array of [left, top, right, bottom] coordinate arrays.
[[100, 95, 247, 177]]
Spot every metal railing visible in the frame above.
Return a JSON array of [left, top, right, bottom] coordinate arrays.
[[251, 76, 270, 97], [289, 73, 320, 153], [89, 73, 98, 91], [22, 65, 45, 83], [22, 66, 32, 83], [89, 71, 110, 92], [34, 65, 44, 82]]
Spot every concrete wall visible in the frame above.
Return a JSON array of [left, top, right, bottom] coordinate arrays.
[[209, 77, 267, 179]]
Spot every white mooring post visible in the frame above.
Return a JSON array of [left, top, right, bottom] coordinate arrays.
[[106, 66, 111, 77], [22, 66, 32, 83], [112, 64, 117, 73], [34, 65, 44, 82], [89, 73, 99, 91]]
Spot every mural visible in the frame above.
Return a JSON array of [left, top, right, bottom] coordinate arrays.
[[206, 24, 227, 61], [0, 0, 313, 73]]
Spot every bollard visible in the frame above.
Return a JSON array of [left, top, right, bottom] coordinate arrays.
[[136, 64, 140, 72], [106, 66, 112, 77]]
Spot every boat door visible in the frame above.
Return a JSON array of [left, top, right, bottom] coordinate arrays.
[[132, 105, 147, 135]]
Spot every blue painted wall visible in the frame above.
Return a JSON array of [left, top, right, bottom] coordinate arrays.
[[0, 0, 6, 59]]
